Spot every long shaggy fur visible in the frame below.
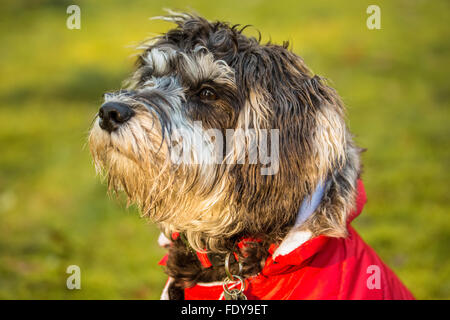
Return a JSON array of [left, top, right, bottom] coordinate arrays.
[[89, 12, 362, 299]]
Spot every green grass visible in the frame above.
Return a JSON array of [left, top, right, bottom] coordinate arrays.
[[0, 0, 448, 299]]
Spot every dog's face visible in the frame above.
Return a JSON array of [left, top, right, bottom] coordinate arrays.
[[89, 13, 352, 251]]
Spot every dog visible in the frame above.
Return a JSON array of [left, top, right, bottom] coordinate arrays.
[[89, 12, 414, 300]]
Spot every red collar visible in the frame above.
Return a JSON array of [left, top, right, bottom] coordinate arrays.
[[166, 179, 367, 269]]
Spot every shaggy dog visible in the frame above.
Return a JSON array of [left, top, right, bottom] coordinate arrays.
[[89, 12, 414, 300]]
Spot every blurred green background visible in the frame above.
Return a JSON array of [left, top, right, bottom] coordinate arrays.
[[0, 0, 448, 299]]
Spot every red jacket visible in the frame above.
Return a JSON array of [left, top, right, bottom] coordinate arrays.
[[160, 180, 414, 300]]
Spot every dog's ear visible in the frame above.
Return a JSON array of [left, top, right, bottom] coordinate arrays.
[[299, 74, 348, 182], [238, 45, 347, 186], [228, 44, 350, 237]]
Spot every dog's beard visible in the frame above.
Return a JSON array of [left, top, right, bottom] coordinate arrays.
[[89, 88, 243, 252]]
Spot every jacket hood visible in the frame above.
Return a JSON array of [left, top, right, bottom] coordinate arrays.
[[263, 179, 367, 275]]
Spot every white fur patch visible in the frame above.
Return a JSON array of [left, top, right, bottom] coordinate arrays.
[[160, 277, 174, 300], [272, 229, 312, 259], [145, 47, 175, 75], [158, 232, 171, 248]]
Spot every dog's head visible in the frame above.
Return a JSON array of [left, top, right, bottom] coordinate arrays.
[[89, 13, 359, 251]]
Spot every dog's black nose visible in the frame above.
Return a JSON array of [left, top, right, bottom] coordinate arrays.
[[98, 102, 134, 132]]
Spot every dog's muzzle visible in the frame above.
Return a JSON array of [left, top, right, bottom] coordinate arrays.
[[98, 102, 135, 133]]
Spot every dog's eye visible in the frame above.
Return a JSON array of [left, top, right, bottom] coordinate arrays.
[[198, 88, 217, 101]]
